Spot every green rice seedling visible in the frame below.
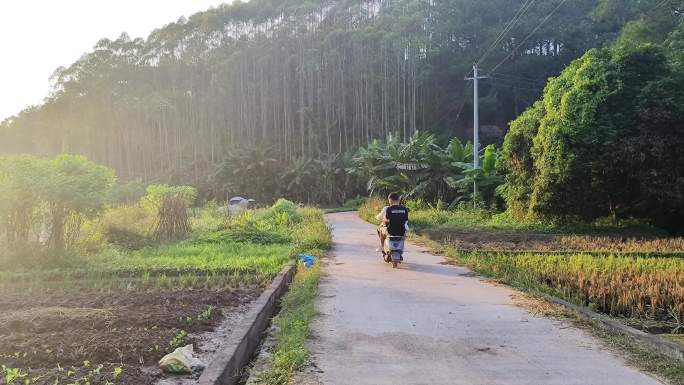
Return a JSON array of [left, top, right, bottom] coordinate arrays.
[[198, 305, 216, 321]]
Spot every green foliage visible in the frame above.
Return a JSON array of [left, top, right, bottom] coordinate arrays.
[[502, 29, 684, 232], [46, 154, 117, 250], [2, 365, 27, 384], [350, 132, 502, 207], [499, 101, 545, 217], [0, 154, 116, 251], [292, 208, 332, 252], [110, 179, 147, 204], [100, 205, 155, 249], [211, 148, 361, 205], [0, 155, 49, 244], [6, 0, 674, 196], [260, 262, 321, 385], [142, 184, 197, 211]]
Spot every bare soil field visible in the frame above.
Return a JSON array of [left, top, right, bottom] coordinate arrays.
[[0, 287, 260, 385]]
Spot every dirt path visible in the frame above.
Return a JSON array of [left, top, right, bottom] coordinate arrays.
[[307, 212, 663, 385]]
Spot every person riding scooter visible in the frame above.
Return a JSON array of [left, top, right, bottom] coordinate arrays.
[[376, 192, 409, 252]]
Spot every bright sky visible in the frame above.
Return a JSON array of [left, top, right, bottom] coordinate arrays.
[[0, 0, 230, 122]]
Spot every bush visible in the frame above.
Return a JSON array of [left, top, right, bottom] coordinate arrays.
[[47, 154, 117, 250], [269, 199, 300, 221], [0, 155, 50, 245], [502, 33, 684, 232], [191, 201, 228, 235], [0, 154, 116, 251], [101, 205, 155, 249], [110, 180, 146, 204], [358, 197, 383, 223], [293, 208, 331, 251]]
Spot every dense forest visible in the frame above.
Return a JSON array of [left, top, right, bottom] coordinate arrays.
[[2, 0, 681, 192]]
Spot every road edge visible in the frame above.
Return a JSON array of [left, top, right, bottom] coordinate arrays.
[[538, 292, 684, 362], [198, 262, 296, 385]]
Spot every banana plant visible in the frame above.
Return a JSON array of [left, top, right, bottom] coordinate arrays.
[[445, 144, 503, 206], [348, 132, 502, 204]]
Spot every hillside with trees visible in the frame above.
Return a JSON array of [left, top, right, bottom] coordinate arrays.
[[1, 0, 680, 193]]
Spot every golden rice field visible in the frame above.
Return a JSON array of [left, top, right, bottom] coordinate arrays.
[[453, 250, 684, 327]]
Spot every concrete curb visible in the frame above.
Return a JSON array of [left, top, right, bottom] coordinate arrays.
[[198, 262, 296, 385], [538, 292, 684, 361]]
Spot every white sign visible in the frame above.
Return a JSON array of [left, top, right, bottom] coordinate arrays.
[[395, 162, 429, 171]]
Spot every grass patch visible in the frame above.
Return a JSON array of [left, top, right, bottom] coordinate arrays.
[[255, 207, 331, 385], [0, 200, 325, 294], [360, 197, 668, 236], [258, 262, 321, 385], [324, 197, 366, 214]]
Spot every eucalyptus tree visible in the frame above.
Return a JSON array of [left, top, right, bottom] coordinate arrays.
[[0, 0, 679, 199]]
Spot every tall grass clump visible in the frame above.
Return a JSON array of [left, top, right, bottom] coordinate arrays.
[[293, 207, 331, 253]]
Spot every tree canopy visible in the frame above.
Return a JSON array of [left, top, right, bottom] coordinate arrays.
[[501, 22, 684, 231], [2, 0, 679, 188]]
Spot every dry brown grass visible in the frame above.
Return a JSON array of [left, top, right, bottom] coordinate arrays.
[[510, 292, 573, 319]]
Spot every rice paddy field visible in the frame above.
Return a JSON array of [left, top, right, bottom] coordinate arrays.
[[360, 198, 684, 336], [0, 200, 330, 385]]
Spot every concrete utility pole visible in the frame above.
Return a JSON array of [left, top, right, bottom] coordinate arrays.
[[465, 63, 488, 206]]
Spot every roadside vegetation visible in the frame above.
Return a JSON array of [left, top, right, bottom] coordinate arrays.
[[250, 208, 331, 385], [362, 197, 684, 333], [258, 262, 323, 385], [0, 154, 328, 385]]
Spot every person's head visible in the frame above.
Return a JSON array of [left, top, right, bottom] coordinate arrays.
[[388, 192, 400, 205]]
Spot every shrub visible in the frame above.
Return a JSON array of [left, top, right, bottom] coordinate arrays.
[[358, 197, 384, 223], [0, 154, 116, 252], [502, 36, 684, 232], [0, 155, 49, 245], [46, 154, 117, 251], [101, 205, 155, 249], [191, 201, 228, 235], [269, 199, 300, 221]]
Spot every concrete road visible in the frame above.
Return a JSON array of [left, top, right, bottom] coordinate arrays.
[[308, 212, 663, 385]]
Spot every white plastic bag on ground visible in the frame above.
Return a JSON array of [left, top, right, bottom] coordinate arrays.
[[159, 344, 205, 374]]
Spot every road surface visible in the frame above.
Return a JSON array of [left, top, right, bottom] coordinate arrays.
[[307, 212, 663, 385]]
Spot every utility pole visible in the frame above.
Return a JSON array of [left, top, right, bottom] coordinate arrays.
[[465, 63, 488, 207]]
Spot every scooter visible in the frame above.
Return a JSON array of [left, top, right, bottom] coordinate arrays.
[[382, 235, 405, 268]]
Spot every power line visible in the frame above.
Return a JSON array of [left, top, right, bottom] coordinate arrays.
[[494, 83, 544, 93], [491, 71, 547, 83], [490, 76, 544, 91], [433, 88, 471, 128], [476, 0, 537, 66], [488, 0, 569, 75], [655, 0, 671, 10], [490, 74, 546, 87]]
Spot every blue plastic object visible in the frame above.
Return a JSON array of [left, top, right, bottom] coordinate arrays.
[[298, 254, 317, 268]]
